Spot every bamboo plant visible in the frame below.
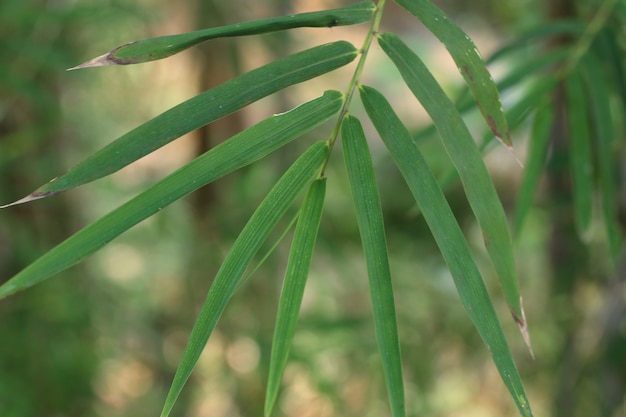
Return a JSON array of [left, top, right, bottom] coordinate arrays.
[[3, 0, 624, 415]]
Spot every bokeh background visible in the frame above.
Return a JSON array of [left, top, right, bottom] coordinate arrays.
[[1, 0, 624, 416]]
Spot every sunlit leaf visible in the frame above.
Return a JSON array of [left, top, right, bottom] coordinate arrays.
[[161, 141, 328, 417], [360, 84, 533, 417], [377, 32, 529, 350], [265, 179, 326, 417], [342, 115, 405, 417], [394, 0, 512, 148], [0, 91, 342, 299], [70, 1, 375, 68], [1, 41, 356, 206]]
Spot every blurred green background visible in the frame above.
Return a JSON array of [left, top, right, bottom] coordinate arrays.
[[1, 0, 624, 416]]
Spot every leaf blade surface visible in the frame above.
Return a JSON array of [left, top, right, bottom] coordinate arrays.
[[0, 92, 342, 299]]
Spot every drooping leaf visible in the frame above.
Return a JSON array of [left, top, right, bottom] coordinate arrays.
[[594, 28, 626, 112], [265, 179, 326, 417], [514, 101, 553, 238], [1, 41, 357, 207], [566, 69, 593, 239], [582, 55, 622, 260], [496, 75, 559, 135], [342, 115, 405, 417], [360, 84, 533, 417], [415, 49, 566, 144], [161, 141, 329, 417], [394, 0, 512, 148], [438, 74, 556, 199], [377, 32, 530, 351], [458, 48, 569, 111], [70, 1, 375, 68], [487, 20, 584, 62], [0, 91, 342, 299]]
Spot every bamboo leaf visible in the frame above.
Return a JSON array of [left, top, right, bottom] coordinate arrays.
[[582, 55, 623, 260], [413, 52, 564, 144], [377, 32, 530, 352], [265, 179, 326, 417], [2, 41, 357, 207], [488, 20, 584, 62], [342, 115, 405, 417], [0, 91, 342, 299], [566, 70, 594, 239], [161, 141, 329, 417], [70, 1, 375, 68], [458, 48, 569, 112], [360, 85, 533, 417], [394, 0, 512, 149], [595, 28, 626, 111], [514, 101, 553, 238], [235, 212, 299, 295]]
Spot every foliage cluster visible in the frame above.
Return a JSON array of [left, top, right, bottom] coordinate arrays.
[[1, 0, 625, 416]]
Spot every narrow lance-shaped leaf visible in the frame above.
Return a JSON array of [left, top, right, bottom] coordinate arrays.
[[394, 0, 513, 149], [595, 28, 626, 112], [377, 32, 531, 353], [582, 55, 622, 260], [265, 179, 326, 417], [441, 76, 559, 195], [0, 91, 342, 299], [161, 141, 329, 417], [566, 70, 593, 239], [514, 101, 553, 238], [2, 41, 357, 207], [360, 85, 533, 417], [342, 115, 405, 417], [413, 51, 565, 145], [487, 20, 584, 62], [457, 48, 569, 113], [71, 1, 375, 68]]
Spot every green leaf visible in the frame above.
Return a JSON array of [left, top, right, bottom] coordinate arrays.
[[566, 69, 594, 239], [488, 20, 584, 62], [466, 48, 568, 110], [595, 28, 626, 111], [235, 211, 299, 295], [2, 41, 357, 206], [377, 32, 529, 348], [70, 1, 375, 68], [265, 178, 326, 417], [0, 91, 342, 299], [582, 55, 623, 260], [413, 50, 565, 145], [360, 85, 533, 417], [341, 115, 405, 417], [497, 75, 559, 133], [161, 141, 329, 417], [514, 101, 553, 238], [394, 0, 512, 148]]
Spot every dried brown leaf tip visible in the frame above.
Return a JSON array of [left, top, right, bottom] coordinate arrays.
[[67, 43, 138, 70], [513, 297, 535, 359], [0, 191, 60, 208]]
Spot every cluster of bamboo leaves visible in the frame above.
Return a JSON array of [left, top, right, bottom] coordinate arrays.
[[2, 0, 623, 415]]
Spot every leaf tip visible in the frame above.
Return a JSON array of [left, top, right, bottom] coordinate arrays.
[[67, 51, 118, 70], [513, 297, 534, 359], [1, 191, 61, 208], [0, 283, 17, 300]]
